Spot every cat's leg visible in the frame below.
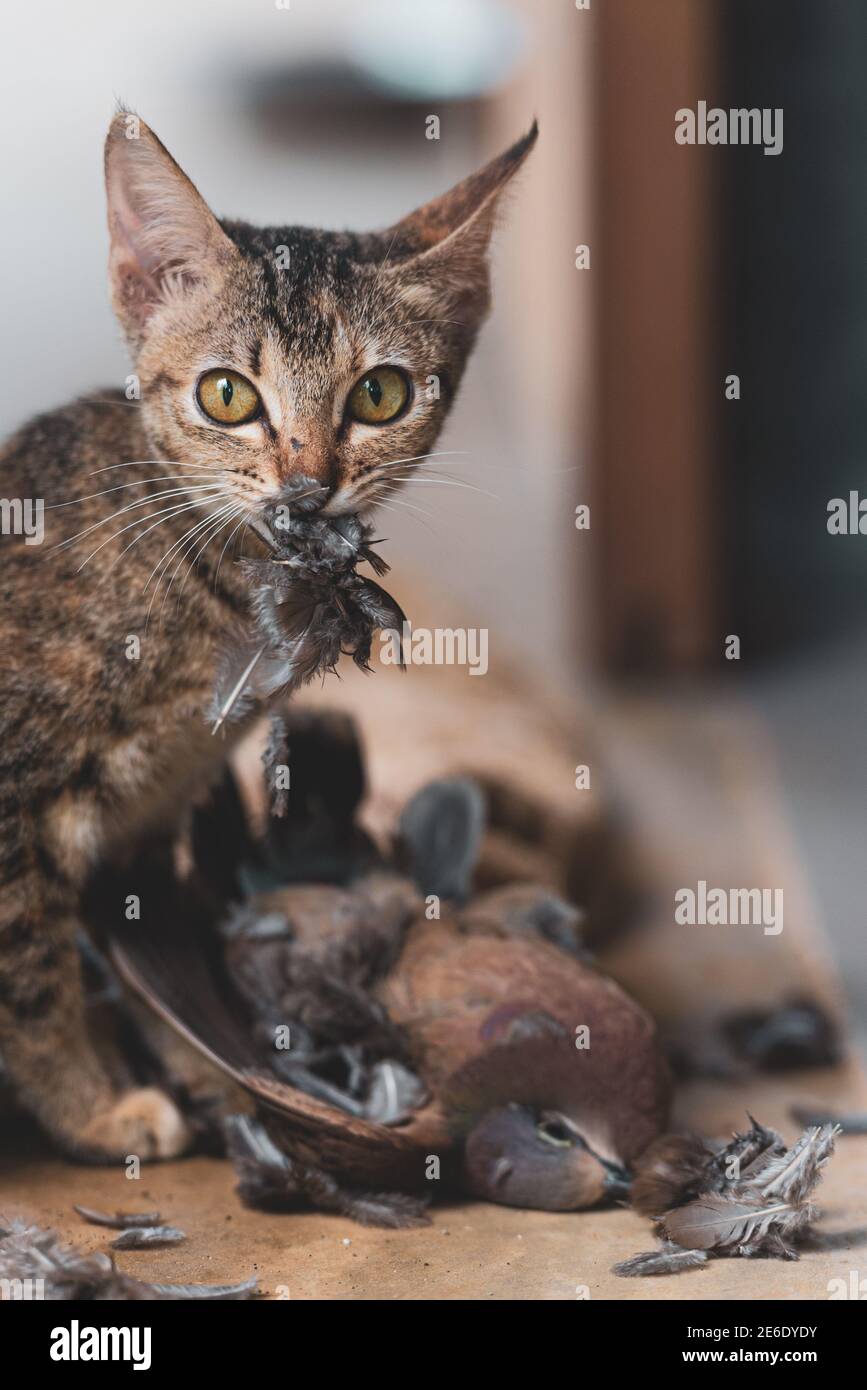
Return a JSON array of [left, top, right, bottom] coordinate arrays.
[[0, 869, 190, 1162], [125, 998, 253, 1121]]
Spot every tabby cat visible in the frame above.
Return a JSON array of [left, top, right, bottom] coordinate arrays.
[[0, 110, 535, 1160]]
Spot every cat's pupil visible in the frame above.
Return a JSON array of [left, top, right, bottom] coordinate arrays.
[[220, 378, 233, 407], [366, 376, 383, 408]]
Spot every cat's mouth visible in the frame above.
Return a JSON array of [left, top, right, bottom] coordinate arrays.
[[252, 477, 332, 553]]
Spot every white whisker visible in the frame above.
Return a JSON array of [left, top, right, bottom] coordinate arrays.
[[87, 459, 225, 477], [168, 505, 239, 614], [53, 484, 228, 552], [364, 482, 438, 528], [213, 510, 250, 592], [382, 474, 498, 500], [144, 507, 235, 629], [77, 495, 229, 574], [377, 450, 469, 471], [151, 505, 238, 627], [49, 477, 227, 511], [180, 505, 240, 591]]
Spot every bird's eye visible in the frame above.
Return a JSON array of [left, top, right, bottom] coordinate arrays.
[[536, 1118, 574, 1149], [347, 367, 409, 425], [197, 369, 261, 425]]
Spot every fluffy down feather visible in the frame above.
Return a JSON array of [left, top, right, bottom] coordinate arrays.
[[0, 1220, 255, 1300], [209, 490, 406, 731], [616, 1120, 839, 1276]]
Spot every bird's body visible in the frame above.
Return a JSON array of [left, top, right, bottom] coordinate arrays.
[[378, 912, 669, 1208], [106, 713, 670, 1221]]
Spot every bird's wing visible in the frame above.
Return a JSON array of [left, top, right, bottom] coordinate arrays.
[[108, 912, 450, 1187]]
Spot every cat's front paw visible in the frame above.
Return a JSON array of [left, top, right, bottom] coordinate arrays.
[[73, 1086, 191, 1163]]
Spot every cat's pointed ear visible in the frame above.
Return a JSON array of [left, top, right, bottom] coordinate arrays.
[[104, 110, 239, 342], [382, 122, 538, 317]]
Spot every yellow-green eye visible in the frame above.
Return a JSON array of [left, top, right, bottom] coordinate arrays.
[[197, 369, 261, 425], [347, 367, 409, 425]]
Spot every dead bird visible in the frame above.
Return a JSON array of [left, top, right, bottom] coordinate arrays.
[[106, 712, 670, 1224]]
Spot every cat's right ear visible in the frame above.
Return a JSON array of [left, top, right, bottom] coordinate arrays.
[[104, 110, 239, 344]]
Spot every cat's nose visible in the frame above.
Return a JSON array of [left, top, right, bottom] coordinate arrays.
[[276, 431, 334, 494]]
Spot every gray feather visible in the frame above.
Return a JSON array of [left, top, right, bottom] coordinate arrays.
[[110, 1226, 186, 1249], [614, 1243, 709, 1277], [659, 1124, 838, 1254], [791, 1106, 867, 1133], [146, 1277, 258, 1300], [755, 1124, 838, 1201], [73, 1205, 161, 1230], [661, 1193, 799, 1251], [0, 1220, 253, 1301]]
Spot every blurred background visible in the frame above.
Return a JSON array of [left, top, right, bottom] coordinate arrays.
[[2, 0, 865, 1046]]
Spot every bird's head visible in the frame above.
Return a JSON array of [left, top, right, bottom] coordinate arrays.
[[463, 1103, 633, 1209], [443, 996, 669, 1211]]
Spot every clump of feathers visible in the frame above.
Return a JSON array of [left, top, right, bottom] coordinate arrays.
[[210, 482, 406, 731], [224, 894, 426, 1122], [224, 1114, 430, 1229], [0, 1220, 256, 1301], [614, 1117, 839, 1276]]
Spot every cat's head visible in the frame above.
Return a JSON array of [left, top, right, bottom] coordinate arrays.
[[105, 110, 536, 531]]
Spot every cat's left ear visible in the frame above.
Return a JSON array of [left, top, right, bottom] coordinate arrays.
[[382, 121, 538, 321], [104, 109, 240, 345]]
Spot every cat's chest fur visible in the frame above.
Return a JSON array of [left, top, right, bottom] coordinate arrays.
[[0, 394, 257, 885]]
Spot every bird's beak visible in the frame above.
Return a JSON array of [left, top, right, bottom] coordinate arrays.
[[602, 1162, 633, 1202]]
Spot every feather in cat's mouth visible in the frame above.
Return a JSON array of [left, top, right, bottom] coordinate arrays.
[[250, 478, 367, 551], [210, 476, 407, 734]]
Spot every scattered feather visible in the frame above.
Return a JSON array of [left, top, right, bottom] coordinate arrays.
[[74, 1205, 161, 1230], [791, 1105, 867, 1133], [753, 1124, 838, 1201], [659, 1124, 837, 1255], [0, 1221, 254, 1301], [617, 1119, 839, 1276], [661, 1192, 806, 1252], [146, 1277, 258, 1300], [110, 1226, 186, 1249], [721, 997, 840, 1071], [713, 1115, 786, 1182], [223, 1114, 430, 1229], [631, 1117, 784, 1217], [614, 1242, 709, 1277], [631, 1133, 717, 1217]]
